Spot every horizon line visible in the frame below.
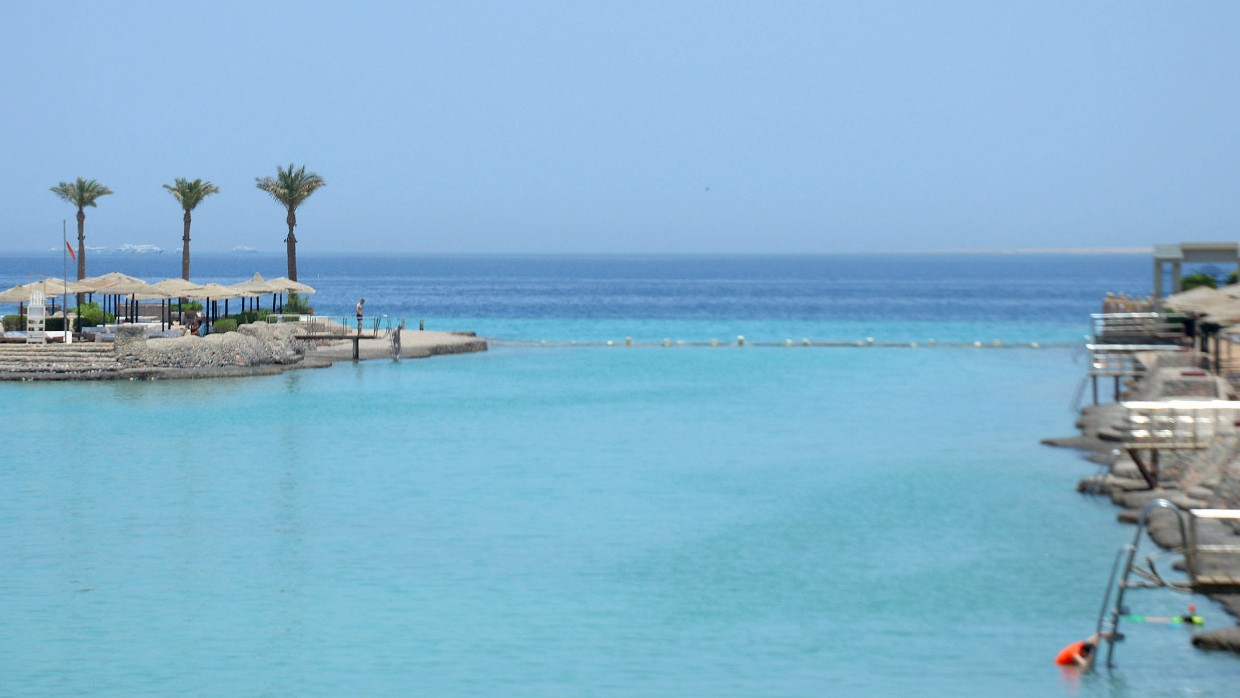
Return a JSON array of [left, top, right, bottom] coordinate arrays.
[[0, 247, 1155, 256]]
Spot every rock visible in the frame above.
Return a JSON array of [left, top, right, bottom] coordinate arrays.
[[1113, 488, 1172, 508], [1193, 626, 1240, 652], [113, 325, 148, 362]]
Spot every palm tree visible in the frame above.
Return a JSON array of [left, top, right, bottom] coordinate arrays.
[[163, 178, 220, 280], [255, 164, 326, 281], [50, 178, 114, 280]]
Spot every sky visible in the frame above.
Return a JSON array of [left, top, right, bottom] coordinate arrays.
[[2, 1, 1238, 254]]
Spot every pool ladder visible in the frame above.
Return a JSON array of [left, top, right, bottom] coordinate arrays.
[[1093, 499, 1240, 668]]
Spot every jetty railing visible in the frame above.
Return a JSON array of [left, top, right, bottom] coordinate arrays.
[[1119, 400, 1240, 449], [1091, 312, 1185, 344], [1083, 344, 1190, 404], [1118, 399, 1240, 487], [1185, 509, 1240, 588]]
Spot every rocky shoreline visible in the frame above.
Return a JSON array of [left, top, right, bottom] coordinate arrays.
[[0, 323, 486, 381], [1046, 360, 1240, 653]]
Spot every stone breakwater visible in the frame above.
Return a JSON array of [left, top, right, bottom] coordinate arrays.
[[116, 323, 306, 370], [0, 324, 487, 381], [1046, 361, 1240, 653]]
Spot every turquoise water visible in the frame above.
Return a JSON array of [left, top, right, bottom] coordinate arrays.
[[3, 343, 1238, 696], [3, 254, 1238, 695]]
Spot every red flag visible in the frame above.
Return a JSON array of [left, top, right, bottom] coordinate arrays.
[[65, 241, 75, 260]]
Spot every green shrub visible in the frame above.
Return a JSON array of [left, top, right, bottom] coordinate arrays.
[[3, 307, 113, 331], [178, 300, 203, 312], [212, 318, 238, 333], [284, 292, 313, 314], [73, 302, 113, 329], [1182, 273, 1218, 292], [234, 309, 271, 325]]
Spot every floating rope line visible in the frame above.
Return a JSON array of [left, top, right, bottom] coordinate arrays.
[[490, 339, 1075, 349]]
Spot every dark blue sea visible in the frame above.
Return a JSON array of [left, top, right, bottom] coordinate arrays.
[[4, 252, 1236, 696], [1, 252, 1151, 343]]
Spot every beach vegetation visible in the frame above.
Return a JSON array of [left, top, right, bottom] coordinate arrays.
[[233, 309, 271, 325], [255, 164, 325, 283], [73, 301, 113, 329], [212, 318, 238, 333], [163, 178, 220, 280], [1182, 273, 1218, 291], [49, 178, 114, 281], [4, 303, 113, 332], [283, 292, 313, 314]]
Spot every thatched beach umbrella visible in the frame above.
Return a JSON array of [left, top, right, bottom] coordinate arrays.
[[268, 277, 315, 295], [1201, 303, 1240, 326], [0, 277, 75, 303], [193, 283, 241, 326], [267, 276, 315, 313], [0, 277, 77, 322], [75, 272, 148, 294], [1162, 286, 1234, 314], [228, 273, 279, 313], [75, 272, 151, 322], [136, 279, 207, 330]]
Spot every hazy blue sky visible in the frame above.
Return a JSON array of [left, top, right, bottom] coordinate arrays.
[[2, 2, 1237, 254]]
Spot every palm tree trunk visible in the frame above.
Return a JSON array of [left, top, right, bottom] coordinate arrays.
[[285, 209, 298, 281], [182, 210, 192, 280], [76, 209, 86, 281]]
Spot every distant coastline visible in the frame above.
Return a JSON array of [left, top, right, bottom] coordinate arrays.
[[899, 247, 1150, 255], [4, 247, 1153, 256]]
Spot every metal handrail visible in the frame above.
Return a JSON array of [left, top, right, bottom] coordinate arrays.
[[1100, 499, 1190, 668]]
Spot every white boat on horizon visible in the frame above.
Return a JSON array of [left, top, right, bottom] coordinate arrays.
[[117, 244, 163, 254], [232, 245, 258, 253]]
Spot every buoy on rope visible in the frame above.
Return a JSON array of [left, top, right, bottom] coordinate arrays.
[[625, 336, 633, 346], [677, 340, 685, 346], [1031, 342, 1040, 348], [784, 339, 794, 346], [801, 338, 811, 346], [662, 338, 672, 347], [928, 338, 935, 346], [710, 339, 720, 347], [910, 342, 918, 348], [866, 337, 874, 346], [606, 340, 614, 346], [993, 339, 1002, 347], [737, 335, 745, 346], [974, 341, 982, 348]]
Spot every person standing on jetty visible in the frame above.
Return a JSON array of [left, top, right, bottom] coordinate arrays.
[[356, 298, 364, 335], [391, 318, 404, 359]]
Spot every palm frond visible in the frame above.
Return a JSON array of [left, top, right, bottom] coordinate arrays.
[[164, 177, 220, 211], [255, 163, 325, 212], [50, 177, 113, 209]]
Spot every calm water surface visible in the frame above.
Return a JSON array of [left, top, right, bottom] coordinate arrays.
[[2, 254, 1236, 695]]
